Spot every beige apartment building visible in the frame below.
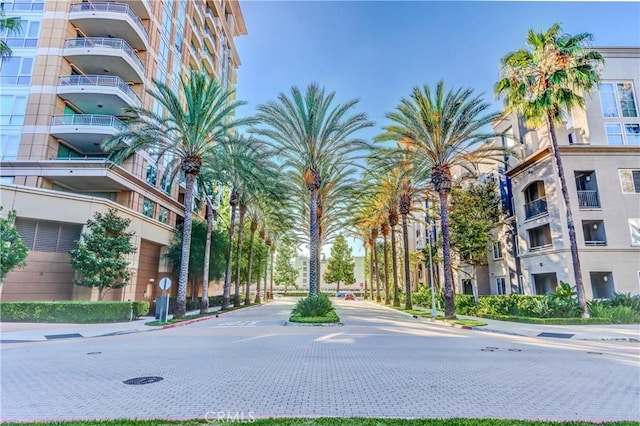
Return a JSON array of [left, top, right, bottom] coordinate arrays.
[[0, 0, 246, 301], [407, 47, 640, 300]]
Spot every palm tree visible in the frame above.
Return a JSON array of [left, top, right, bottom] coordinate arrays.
[[253, 83, 372, 296], [495, 24, 604, 317], [0, 4, 21, 61], [377, 82, 505, 318], [104, 71, 251, 318]]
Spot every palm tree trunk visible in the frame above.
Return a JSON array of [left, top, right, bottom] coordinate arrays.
[[401, 213, 412, 309], [368, 242, 375, 300], [382, 232, 390, 305], [439, 189, 455, 319], [244, 223, 256, 305], [234, 203, 246, 307], [373, 240, 381, 303], [308, 188, 319, 296], [363, 246, 369, 300], [259, 249, 267, 303], [175, 172, 196, 318], [391, 227, 400, 307], [222, 194, 237, 310], [547, 113, 588, 317], [269, 246, 275, 300], [200, 200, 213, 314]]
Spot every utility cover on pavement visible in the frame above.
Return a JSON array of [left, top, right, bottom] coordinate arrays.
[[123, 376, 164, 385], [537, 332, 574, 339], [44, 333, 83, 340]]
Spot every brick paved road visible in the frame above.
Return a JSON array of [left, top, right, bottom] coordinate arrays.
[[1, 299, 638, 422]]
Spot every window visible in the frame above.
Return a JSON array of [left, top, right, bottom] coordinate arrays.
[[492, 241, 503, 260], [145, 165, 157, 187], [0, 95, 27, 125], [160, 173, 172, 194], [605, 123, 640, 145], [496, 277, 506, 295], [158, 206, 169, 224], [582, 221, 606, 246], [3, 19, 40, 48], [0, 56, 33, 85], [590, 272, 614, 299], [600, 82, 638, 118], [619, 169, 640, 193], [0, 176, 14, 184], [2, 1, 45, 12], [15, 218, 82, 253], [0, 134, 21, 160], [142, 198, 155, 218], [629, 219, 640, 246], [528, 224, 552, 251]]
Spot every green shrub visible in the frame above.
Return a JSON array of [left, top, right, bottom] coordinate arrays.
[[481, 314, 613, 325], [208, 295, 224, 307], [131, 301, 150, 318], [454, 295, 477, 315], [412, 286, 443, 308], [0, 301, 134, 323], [607, 292, 640, 311], [289, 310, 340, 323], [608, 306, 639, 323], [292, 294, 334, 317]]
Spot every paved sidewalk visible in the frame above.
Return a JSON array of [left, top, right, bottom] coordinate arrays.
[[2, 301, 639, 343]]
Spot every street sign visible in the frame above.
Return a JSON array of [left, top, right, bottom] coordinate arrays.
[[158, 277, 171, 291], [359, 282, 364, 288]]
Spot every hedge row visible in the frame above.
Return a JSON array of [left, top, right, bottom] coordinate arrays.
[[1, 301, 151, 323], [479, 314, 613, 325]]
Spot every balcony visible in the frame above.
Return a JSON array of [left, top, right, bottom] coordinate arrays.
[[50, 114, 127, 152], [203, 26, 216, 53], [577, 190, 601, 208], [201, 49, 215, 75], [524, 197, 548, 220], [57, 75, 141, 116], [63, 38, 145, 83], [106, 0, 151, 19], [69, 2, 148, 50]]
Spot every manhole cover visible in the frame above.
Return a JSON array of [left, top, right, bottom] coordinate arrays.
[[481, 348, 494, 352], [538, 332, 574, 339], [587, 351, 603, 355], [508, 349, 522, 352], [123, 376, 164, 385], [87, 352, 102, 355]]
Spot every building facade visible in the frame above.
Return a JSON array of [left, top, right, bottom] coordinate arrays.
[[0, 0, 246, 301], [489, 47, 640, 298]]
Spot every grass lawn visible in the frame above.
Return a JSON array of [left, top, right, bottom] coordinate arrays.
[[289, 310, 341, 324], [144, 304, 255, 326], [4, 418, 637, 425], [402, 309, 487, 327]]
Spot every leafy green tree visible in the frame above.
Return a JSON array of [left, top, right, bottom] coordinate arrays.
[[449, 181, 501, 303], [104, 71, 252, 318], [0, 207, 28, 283], [0, 4, 21, 61], [377, 81, 506, 318], [274, 238, 299, 294], [495, 24, 604, 318], [69, 208, 136, 300], [253, 83, 372, 296], [166, 218, 229, 300], [323, 234, 355, 294]]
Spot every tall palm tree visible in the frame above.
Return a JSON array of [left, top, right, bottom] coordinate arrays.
[[495, 24, 604, 317], [377, 82, 505, 318], [253, 83, 372, 296], [104, 71, 251, 318], [0, 4, 21, 61]]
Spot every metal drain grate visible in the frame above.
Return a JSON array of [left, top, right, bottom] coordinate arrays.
[[123, 376, 164, 385], [45, 333, 83, 340], [537, 332, 574, 339]]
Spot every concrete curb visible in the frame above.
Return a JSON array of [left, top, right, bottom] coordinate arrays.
[[161, 302, 268, 329]]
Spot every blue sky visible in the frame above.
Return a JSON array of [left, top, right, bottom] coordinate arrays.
[[233, 1, 640, 255]]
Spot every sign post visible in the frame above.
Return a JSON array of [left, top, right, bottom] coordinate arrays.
[[158, 277, 172, 323]]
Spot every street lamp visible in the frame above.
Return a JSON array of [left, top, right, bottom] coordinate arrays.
[[427, 224, 437, 318]]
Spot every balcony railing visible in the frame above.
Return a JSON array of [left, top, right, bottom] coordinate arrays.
[[529, 243, 553, 252], [58, 75, 141, 103], [70, 2, 148, 40], [524, 197, 548, 219], [585, 240, 607, 246], [64, 37, 144, 72], [51, 114, 127, 132], [577, 190, 600, 208]]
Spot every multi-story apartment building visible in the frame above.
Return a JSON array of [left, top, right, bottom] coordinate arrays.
[[292, 255, 365, 293], [0, 0, 246, 302], [406, 47, 640, 300], [489, 47, 640, 298]]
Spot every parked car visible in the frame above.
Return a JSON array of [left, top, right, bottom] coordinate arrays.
[[336, 291, 347, 298], [344, 292, 355, 301]]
